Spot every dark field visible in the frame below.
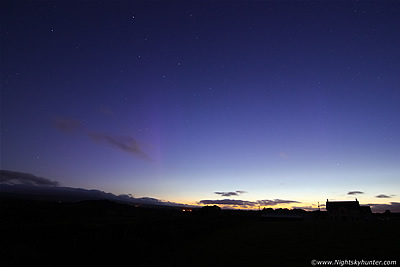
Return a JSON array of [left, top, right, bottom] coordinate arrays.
[[1, 199, 399, 267]]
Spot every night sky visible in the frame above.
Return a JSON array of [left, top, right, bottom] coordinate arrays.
[[1, 1, 400, 211]]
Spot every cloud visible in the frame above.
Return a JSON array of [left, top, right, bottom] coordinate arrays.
[[375, 194, 391, 198], [53, 117, 153, 161], [136, 197, 162, 203], [199, 198, 300, 208], [0, 170, 59, 186], [214, 190, 247, 197], [199, 199, 256, 207], [0, 178, 192, 208], [53, 117, 82, 133], [257, 199, 300, 206], [367, 202, 400, 213], [348, 191, 364, 195], [88, 131, 153, 161]]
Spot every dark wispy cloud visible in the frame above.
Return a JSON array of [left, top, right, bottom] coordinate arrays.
[[367, 202, 400, 213], [348, 191, 364, 195], [53, 117, 82, 133], [0, 170, 59, 186], [135, 197, 162, 203], [257, 199, 300, 206], [214, 190, 247, 197], [0, 177, 193, 208], [375, 194, 391, 198], [88, 131, 153, 161], [199, 198, 300, 208], [53, 117, 153, 161], [200, 199, 256, 207]]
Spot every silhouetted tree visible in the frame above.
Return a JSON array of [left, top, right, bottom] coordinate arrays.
[[199, 205, 221, 215], [262, 208, 274, 212]]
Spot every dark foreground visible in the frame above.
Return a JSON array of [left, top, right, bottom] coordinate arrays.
[[1, 198, 399, 267]]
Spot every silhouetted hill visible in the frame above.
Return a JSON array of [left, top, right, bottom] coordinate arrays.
[[0, 183, 197, 209], [1, 196, 399, 266]]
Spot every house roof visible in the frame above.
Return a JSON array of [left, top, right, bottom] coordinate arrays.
[[326, 200, 360, 210], [360, 206, 372, 213]]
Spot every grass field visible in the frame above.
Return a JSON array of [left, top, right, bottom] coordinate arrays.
[[180, 220, 399, 266], [1, 199, 399, 266]]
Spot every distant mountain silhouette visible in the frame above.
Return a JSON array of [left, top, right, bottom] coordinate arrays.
[[0, 183, 195, 208]]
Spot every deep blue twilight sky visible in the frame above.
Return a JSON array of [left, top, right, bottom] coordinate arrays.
[[1, 1, 399, 211]]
